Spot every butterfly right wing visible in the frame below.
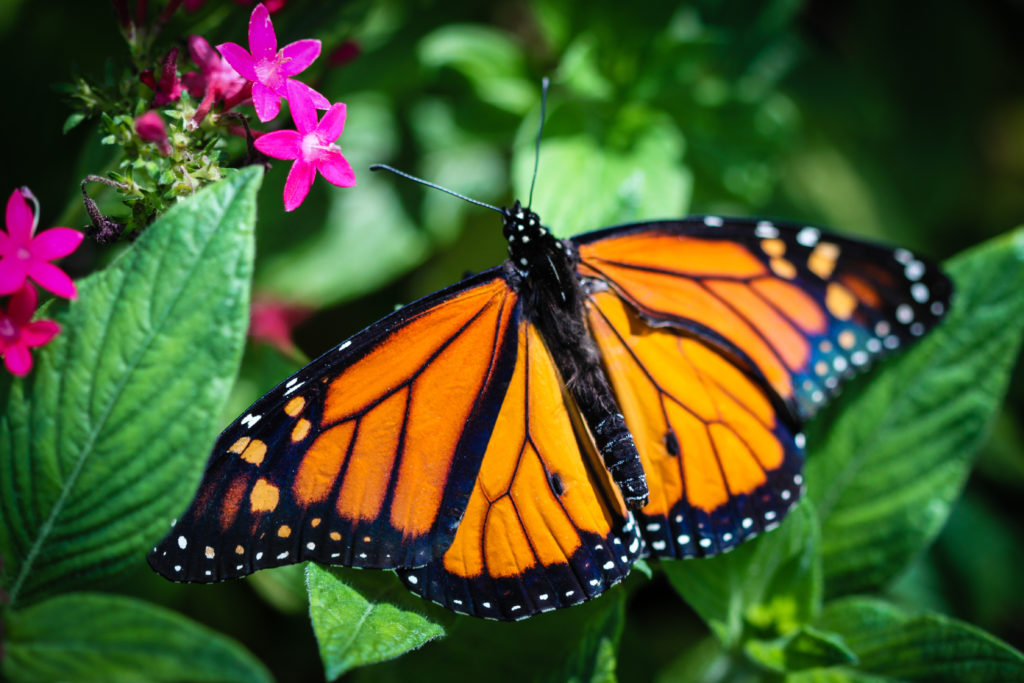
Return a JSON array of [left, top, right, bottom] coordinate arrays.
[[149, 269, 520, 581]]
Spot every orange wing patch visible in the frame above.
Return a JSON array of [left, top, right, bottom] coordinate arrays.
[[399, 322, 642, 621], [586, 291, 803, 558]]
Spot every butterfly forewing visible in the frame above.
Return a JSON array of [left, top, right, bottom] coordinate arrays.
[[575, 217, 952, 422], [149, 270, 520, 581]]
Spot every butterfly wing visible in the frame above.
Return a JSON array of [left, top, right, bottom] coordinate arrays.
[[575, 217, 952, 422], [398, 320, 643, 620], [149, 269, 520, 581], [586, 290, 803, 557]]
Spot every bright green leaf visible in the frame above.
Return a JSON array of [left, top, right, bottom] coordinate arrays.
[[2, 592, 271, 683], [806, 227, 1024, 596], [663, 500, 821, 647], [0, 168, 260, 607], [307, 563, 444, 681], [512, 114, 691, 236], [745, 624, 857, 673], [418, 24, 535, 114], [789, 597, 1024, 682], [557, 589, 625, 683]]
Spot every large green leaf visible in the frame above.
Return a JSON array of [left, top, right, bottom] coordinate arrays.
[[663, 500, 821, 647], [512, 114, 692, 237], [2, 592, 271, 682], [806, 227, 1024, 596], [0, 168, 260, 607], [788, 597, 1024, 681], [307, 563, 444, 681]]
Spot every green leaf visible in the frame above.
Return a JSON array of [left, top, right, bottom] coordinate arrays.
[[663, 500, 821, 647], [418, 24, 535, 114], [512, 112, 692, 236], [307, 563, 444, 681], [61, 111, 87, 134], [557, 589, 625, 683], [2, 592, 271, 682], [0, 168, 260, 607], [790, 597, 1024, 682], [806, 227, 1024, 596], [745, 625, 857, 674], [247, 562, 309, 615]]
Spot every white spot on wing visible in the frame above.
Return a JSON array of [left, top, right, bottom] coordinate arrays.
[[241, 413, 261, 429], [796, 227, 820, 247], [178, 535, 187, 550], [703, 216, 724, 227]]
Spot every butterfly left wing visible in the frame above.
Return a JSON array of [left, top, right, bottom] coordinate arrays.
[[149, 270, 521, 581], [398, 320, 643, 621], [585, 290, 803, 558]]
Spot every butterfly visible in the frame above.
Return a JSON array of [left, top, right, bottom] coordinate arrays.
[[149, 180, 951, 621]]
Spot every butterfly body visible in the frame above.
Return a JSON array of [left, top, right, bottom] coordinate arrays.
[[150, 207, 951, 621]]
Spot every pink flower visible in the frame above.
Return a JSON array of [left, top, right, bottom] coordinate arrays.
[[140, 47, 183, 106], [0, 284, 60, 377], [0, 189, 83, 299], [217, 3, 329, 122], [254, 80, 355, 211], [135, 111, 172, 155], [183, 35, 251, 123], [249, 294, 312, 356]]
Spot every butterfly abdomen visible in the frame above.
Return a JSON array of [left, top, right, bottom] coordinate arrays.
[[503, 201, 650, 510]]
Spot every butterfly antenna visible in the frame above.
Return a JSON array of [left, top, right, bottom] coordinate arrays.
[[369, 164, 503, 214], [527, 76, 549, 209]]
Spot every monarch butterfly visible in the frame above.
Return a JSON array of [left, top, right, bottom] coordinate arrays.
[[149, 108, 951, 622]]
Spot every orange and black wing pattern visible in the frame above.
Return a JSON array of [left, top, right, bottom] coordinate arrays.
[[149, 269, 520, 581], [586, 290, 803, 558], [575, 217, 952, 422], [398, 321, 643, 620]]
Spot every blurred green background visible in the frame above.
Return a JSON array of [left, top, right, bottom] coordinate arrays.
[[2, 0, 1023, 680]]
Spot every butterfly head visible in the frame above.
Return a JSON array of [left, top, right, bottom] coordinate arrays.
[[503, 200, 565, 275]]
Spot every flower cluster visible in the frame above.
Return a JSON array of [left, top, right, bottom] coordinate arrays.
[[219, 3, 355, 210], [0, 189, 82, 376], [68, 1, 355, 240]]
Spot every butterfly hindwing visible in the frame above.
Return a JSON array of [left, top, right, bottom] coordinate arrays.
[[586, 290, 803, 558], [398, 321, 643, 620], [149, 270, 520, 581], [575, 217, 952, 422]]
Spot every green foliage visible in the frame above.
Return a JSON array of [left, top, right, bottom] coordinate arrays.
[[806, 227, 1024, 597], [3, 593, 271, 682], [664, 501, 821, 647], [307, 564, 444, 681], [0, 171, 263, 681], [791, 597, 1024, 681]]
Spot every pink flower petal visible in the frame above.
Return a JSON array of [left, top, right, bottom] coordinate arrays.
[[317, 149, 356, 187], [279, 39, 321, 76], [317, 102, 347, 142], [304, 84, 331, 110], [248, 4, 277, 61], [188, 34, 218, 70], [252, 81, 281, 122], [28, 261, 77, 299], [254, 129, 302, 159], [0, 230, 10, 252], [0, 257, 29, 296], [3, 344, 32, 376], [31, 228, 84, 261], [216, 42, 257, 81], [22, 319, 60, 347], [5, 189, 34, 244], [283, 159, 316, 211], [285, 80, 317, 132], [7, 282, 38, 325], [183, 72, 207, 98]]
